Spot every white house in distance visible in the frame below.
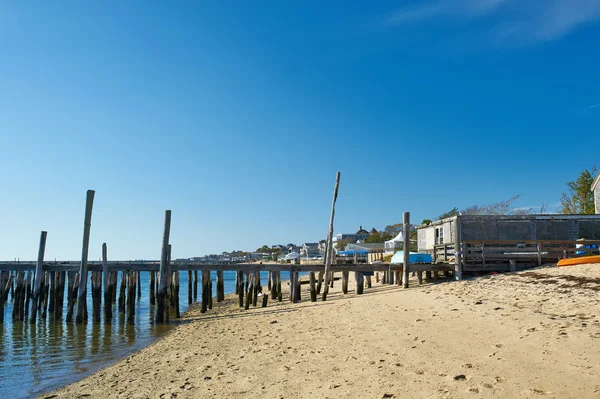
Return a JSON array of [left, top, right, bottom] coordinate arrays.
[[593, 173, 600, 214]]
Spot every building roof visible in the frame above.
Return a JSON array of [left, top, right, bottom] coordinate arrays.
[[370, 227, 378, 234], [356, 225, 370, 235]]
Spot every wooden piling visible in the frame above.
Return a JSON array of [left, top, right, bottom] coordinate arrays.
[[216, 270, 224, 302], [102, 243, 112, 321], [316, 271, 323, 294], [0, 272, 14, 323], [48, 271, 55, 316], [92, 270, 102, 322], [76, 189, 95, 324], [277, 271, 282, 302], [66, 272, 77, 322], [193, 271, 198, 301], [188, 270, 192, 304], [55, 271, 65, 320], [30, 231, 48, 323], [25, 271, 33, 319], [201, 270, 210, 313], [403, 211, 410, 290], [252, 270, 259, 307], [165, 246, 172, 323], [271, 270, 278, 300], [295, 271, 301, 301], [156, 210, 171, 323], [137, 271, 141, 299], [244, 272, 253, 310], [267, 271, 272, 292], [342, 271, 349, 294], [208, 273, 213, 310], [322, 172, 341, 301], [12, 271, 23, 321], [237, 271, 244, 307], [149, 271, 156, 305], [111, 270, 118, 303], [127, 272, 136, 323], [365, 275, 372, 288], [118, 271, 126, 313], [174, 271, 180, 318], [261, 292, 268, 307], [355, 272, 364, 295], [309, 272, 317, 302]]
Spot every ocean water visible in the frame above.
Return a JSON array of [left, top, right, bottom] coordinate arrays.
[[0, 270, 291, 398]]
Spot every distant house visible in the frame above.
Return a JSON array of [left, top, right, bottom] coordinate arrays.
[[300, 243, 320, 258], [356, 226, 370, 242], [593, 173, 600, 214], [287, 244, 300, 254], [332, 226, 374, 246], [318, 239, 327, 254], [271, 244, 286, 252]]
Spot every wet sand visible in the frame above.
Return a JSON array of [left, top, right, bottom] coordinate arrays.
[[46, 265, 600, 398]]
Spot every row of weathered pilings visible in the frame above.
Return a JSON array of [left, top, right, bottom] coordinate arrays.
[[1, 180, 420, 326], [0, 258, 414, 325]]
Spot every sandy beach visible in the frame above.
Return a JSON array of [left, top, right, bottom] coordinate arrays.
[[45, 265, 600, 399]]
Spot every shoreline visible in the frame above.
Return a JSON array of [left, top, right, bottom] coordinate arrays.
[[45, 266, 600, 398]]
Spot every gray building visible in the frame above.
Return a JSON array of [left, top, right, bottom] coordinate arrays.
[[418, 214, 600, 269]]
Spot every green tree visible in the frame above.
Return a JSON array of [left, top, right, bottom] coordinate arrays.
[[558, 167, 597, 214], [335, 239, 349, 251], [383, 223, 403, 237], [365, 231, 392, 243]]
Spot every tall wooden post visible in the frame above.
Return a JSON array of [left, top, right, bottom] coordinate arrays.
[[102, 243, 112, 321], [30, 231, 48, 323], [216, 270, 224, 302], [322, 172, 340, 301], [454, 218, 462, 281], [402, 212, 410, 288], [156, 210, 171, 323], [76, 190, 95, 323]]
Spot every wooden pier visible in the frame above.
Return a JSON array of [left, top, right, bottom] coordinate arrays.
[[0, 181, 449, 326], [0, 259, 437, 325]]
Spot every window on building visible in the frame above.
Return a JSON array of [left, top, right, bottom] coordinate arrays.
[[435, 227, 444, 245]]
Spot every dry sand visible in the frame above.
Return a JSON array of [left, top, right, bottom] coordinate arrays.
[[46, 265, 600, 399]]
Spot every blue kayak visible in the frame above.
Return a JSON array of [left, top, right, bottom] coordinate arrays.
[[390, 251, 432, 264]]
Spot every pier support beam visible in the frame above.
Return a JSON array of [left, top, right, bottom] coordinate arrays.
[[216, 270, 224, 302], [76, 189, 95, 324], [30, 231, 48, 323], [156, 210, 171, 323]]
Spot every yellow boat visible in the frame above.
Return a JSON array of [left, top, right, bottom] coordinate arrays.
[[557, 255, 600, 267]]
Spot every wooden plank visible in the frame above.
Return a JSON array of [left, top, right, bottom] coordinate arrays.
[[76, 189, 95, 324]]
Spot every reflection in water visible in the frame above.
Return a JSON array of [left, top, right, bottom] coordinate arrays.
[[0, 270, 292, 398]]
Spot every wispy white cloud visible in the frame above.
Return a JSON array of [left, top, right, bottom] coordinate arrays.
[[578, 103, 600, 115], [385, 0, 600, 44]]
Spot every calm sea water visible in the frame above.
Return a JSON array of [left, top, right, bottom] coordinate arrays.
[[0, 270, 292, 398]]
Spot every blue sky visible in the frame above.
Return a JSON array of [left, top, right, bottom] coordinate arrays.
[[1, 0, 599, 260]]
